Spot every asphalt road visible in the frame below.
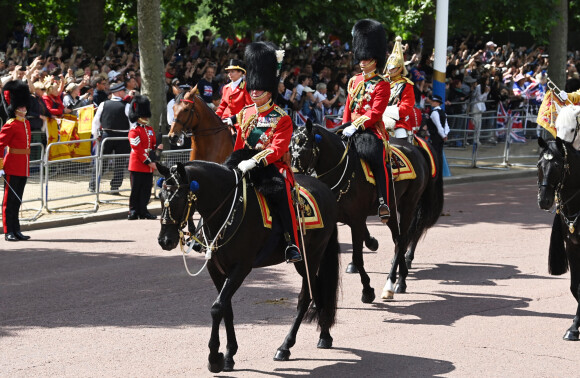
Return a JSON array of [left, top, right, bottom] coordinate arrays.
[[1, 176, 578, 377]]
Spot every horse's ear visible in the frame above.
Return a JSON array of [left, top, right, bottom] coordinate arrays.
[[306, 119, 313, 134], [175, 162, 187, 182], [157, 163, 170, 177], [185, 86, 197, 100], [538, 136, 547, 149]]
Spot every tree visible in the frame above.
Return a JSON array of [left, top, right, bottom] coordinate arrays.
[[137, 0, 165, 133], [77, 0, 105, 55], [549, 0, 567, 89]]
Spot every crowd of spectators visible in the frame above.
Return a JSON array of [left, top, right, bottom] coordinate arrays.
[[2, 21, 579, 141]]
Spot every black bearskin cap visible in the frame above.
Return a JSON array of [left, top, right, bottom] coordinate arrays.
[[129, 95, 152, 123], [352, 19, 387, 72], [3, 80, 30, 118], [245, 42, 278, 95]]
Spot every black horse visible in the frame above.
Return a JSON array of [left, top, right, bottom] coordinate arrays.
[[291, 122, 443, 302], [537, 137, 580, 340], [157, 161, 341, 372]]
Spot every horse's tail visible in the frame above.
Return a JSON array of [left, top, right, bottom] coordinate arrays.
[[305, 225, 340, 329], [549, 213, 569, 275], [411, 146, 444, 241]]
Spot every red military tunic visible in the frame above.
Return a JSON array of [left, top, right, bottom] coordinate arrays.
[[234, 101, 299, 243], [128, 123, 156, 173], [343, 71, 391, 140], [0, 116, 31, 177], [388, 77, 416, 132], [216, 79, 253, 119]]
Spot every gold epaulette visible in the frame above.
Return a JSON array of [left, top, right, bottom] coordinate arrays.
[[272, 104, 287, 117], [0, 158, 3, 170]]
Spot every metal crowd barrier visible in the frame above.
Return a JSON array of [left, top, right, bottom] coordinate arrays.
[[445, 112, 548, 169], [44, 139, 99, 213]]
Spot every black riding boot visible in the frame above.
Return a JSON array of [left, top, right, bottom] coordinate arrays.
[[368, 159, 391, 221], [275, 201, 302, 263]]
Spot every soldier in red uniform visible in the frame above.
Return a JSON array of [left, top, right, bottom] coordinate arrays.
[[342, 19, 392, 221], [127, 95, 162, 220], [0, 80, 32, 241], [232, 42, 302, 263], [216, 59, 253, 122], [383, 36, 416, 141]]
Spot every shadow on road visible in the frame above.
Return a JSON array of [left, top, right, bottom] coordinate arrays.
[[411, 261, 559, 286], [0, 247, 305, 337], [235, 347, 454, 377]]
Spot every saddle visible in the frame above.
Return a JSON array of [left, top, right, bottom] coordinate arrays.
[[255, 185, 324, 230], [360, 135, 437, 185]]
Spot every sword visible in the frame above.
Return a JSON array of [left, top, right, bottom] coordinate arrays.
[[1, 175, 23, 203], [295, 184, 313, 300], [387, 148, 401, 236]]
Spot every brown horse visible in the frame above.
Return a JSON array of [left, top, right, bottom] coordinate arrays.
[[168, 89, 233, 163]]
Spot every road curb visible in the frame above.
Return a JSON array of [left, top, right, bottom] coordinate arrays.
[[443, 169, 535, 186], [15, 169, 535, 232]]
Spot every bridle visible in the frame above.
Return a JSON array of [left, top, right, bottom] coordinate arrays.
[[540, 142, 580, 233], [291, 127, 352, 193], [160, 168, 248, 253], [173, 96, 229, 138]]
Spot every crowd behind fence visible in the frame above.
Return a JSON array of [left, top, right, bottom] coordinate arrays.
[[1, 108, 545, 223]]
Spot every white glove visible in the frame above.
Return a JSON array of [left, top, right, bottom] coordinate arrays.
[[0, 170, 4, 178], [237, 159, 257, 174], [224, 117, 233, 126], [559, 90, 568, 101], [343, 125, 357, 137]]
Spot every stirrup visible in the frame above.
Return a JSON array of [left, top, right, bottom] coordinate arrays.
[[285, 244, 302, 263], [378, 203, 390, 220]]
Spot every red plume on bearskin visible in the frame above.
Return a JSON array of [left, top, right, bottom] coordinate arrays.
[[244, 42, 279, 95], [129, 95, 152, 123], [352, 19, 387, 72], [3, 80, 30, 118]]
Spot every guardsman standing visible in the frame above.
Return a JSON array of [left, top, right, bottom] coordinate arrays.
[[216, 59, 253, 123], [0, 80, 32, 241], [127, 95, 162, 220], [233, 42, 302, 263], [383, 36, 416, 141], [342, 19, 392, 221]]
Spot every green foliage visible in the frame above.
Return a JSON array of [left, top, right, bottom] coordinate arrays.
[[4, 0, 566, 47]]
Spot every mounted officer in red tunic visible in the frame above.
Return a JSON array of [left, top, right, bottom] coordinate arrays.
[[0, 80, 32, 241], [383, 36, 416, 141], [342, 19, 392, 221], [228, 42, 302, 263], [216, 59, 253, 122]]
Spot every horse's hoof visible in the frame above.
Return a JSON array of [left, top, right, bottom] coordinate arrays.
[[365, 237, 379, 251], [346, 262, 359, 274], [317, 336, 333, 349], [406, 259, 413, 270], [394, 283, 407, 294], [274, 348, 291, 361], [361, 288, 375, 303], [381, 290, 394, 301], [208, 352, 225, 373], [223, 357, 235, 372], [563, 330, 580, 341]]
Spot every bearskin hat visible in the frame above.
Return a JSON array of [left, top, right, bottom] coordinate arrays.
[[245, 42, 279, 95], [352, 19, 387, 72], [3, 80, 30, 118], [129, 95, 152, 123]]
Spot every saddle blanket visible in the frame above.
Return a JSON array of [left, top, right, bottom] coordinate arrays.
[[361, 136, 437, 185], [255, 186, 324, 230]]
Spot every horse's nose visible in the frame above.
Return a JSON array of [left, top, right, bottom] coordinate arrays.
[[158, 235, 178, 251], [538, 189, 554, 210]]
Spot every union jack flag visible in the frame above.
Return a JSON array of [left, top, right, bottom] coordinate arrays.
[[294, 111, 307, 127], [24, 22, 34, 34]]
